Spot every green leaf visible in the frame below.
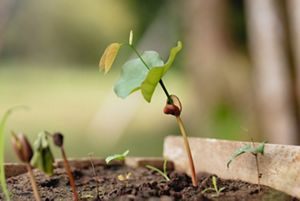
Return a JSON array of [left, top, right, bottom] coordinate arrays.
[[253, 142, 265, 155], [227, 142, 266, 168], [141, 41, 182, 102], [114, 51, 163, 98], [105, 150, 129, 164], [0, 106, 28, 201], [30, 131, 55, 176], [146, 165, 170, 181]]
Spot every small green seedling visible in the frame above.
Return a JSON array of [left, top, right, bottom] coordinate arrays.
[[50, 132, 79, 201], [31, 131, 55, 176], [201, 176, 225, 197], [117, 172, 132, 181], [99, 30, 197, 186], [146, 159, 170, 181], [227, 141, 265, 187], [88, 153, 100, 200], [105, 150, 129, 164], [0, 106, 28, 201], [11, 132, 41, 201]]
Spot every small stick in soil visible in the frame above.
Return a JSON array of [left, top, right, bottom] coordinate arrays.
[[164, 95, 198, 187], [52, 132, 80, 201], [11, 132, 41, 201], [88, 153, 100, 199], [251, 138, 262, 190]]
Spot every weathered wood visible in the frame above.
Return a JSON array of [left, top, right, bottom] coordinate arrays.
[[4, 163, 27, 178], [164, 136, 300, 198]]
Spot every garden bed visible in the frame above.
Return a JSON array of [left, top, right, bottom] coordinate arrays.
[[1, 158, 298, 201]]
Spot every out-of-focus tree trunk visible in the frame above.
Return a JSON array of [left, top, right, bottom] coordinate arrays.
[[287, 0, 300, 115], [0, 0, 16, 55], [182, 0, 231, 135], [182, 0, 255, 138], [245, 0, 297, 144]]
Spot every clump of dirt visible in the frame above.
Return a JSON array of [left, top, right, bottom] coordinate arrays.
[[0, 164, 298, 201]]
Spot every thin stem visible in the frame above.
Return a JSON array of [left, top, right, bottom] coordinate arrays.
[[26, 164, 41, 201], [61, 147, 79, 201], [129, 45, 173, 104], [88, 154, 100, 199], [146, 165, 170, 181], [254, 154, 261, 189], [250, 138, 261, 189], [129, 45, 150, 70], [176, 116, 197, 187], [159, 80, 173, 104]]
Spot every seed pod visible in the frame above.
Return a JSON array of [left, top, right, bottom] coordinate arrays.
[[163, 95, 182, 117], [163, 104, 181, 116], [53, 132, 64, 147], [11, 132, 33, 163]]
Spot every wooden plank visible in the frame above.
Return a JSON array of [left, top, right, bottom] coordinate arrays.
[[163, 136, 300, 198]]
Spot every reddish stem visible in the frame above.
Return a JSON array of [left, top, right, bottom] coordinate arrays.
[[26, 164, 41, 201], [61, 147, 79, 201], [176, 116, 197, 186]]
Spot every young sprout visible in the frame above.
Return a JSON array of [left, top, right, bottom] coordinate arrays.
[[117, 172, 132, 181], [50, 132, 79, 201], [227, 141, 265, 188], [105, 150, 129, 164], [88, 153, 100, 200], [201, 176, 225, 197], [0, 106, 28, 201], [99, 31, 198, 186], [31, 131, 55, 176], [146, 158, 170, 181], [11, 132, 41, 201]]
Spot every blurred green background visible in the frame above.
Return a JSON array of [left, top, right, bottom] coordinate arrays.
[[1, 0, 299, 162]]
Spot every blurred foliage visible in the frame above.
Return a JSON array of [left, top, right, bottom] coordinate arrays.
[[2, 0, 136, 64], [1, 0, 170, 65], [210, 102, 243, 140]]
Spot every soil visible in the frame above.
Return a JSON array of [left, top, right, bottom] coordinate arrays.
[[1, 164, 298, 201]]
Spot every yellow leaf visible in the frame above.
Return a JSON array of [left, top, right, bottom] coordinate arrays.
[[99, 43, 121, 74]]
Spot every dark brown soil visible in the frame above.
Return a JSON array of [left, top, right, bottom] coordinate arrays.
[[1, 164, 298, 201]]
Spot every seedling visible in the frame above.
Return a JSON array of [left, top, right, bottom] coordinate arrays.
[[146, 158, 170, 181], [201, 176, 225, 197], [49, 132, 79, 201], [99, 31, 197, 186], [31, 131, 55, 176], [11, 132, 41, 201], [88, 152, 100, 200], [105, 150, 129, 164], [0, 106, 28, 201], [117, 172, 132, 181], [227, 140, 265, 187]]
